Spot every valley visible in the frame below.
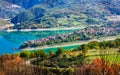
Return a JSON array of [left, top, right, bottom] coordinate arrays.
[[0, 0, 120, 75]]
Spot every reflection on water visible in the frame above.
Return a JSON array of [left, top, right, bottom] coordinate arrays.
[[0, 30, 78, 55], [3, 32, 37, 44]]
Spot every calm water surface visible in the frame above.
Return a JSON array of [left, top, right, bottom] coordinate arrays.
[[0, 30, 79, 55]]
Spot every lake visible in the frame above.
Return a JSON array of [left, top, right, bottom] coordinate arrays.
[[0, 30, 79, 55]]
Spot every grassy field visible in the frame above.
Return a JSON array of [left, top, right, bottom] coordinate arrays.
[[65, 48, 120, 64], [86, 48, 120, 64]]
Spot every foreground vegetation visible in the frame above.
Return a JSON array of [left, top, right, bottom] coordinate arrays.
[[0, 38, 120, 75]]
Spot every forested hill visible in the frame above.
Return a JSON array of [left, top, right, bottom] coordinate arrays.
[[10, 0, 120, 29], [1, 0, 120, 29], [0, 0, 66, 19]]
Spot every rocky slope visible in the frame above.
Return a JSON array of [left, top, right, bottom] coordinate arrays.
[[0, 0, 24, 19]]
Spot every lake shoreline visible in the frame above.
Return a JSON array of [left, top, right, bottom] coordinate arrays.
[[21, 36, 119, 51], [5, 27, 86, 32]]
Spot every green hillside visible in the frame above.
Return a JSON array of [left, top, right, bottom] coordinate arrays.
[[11, 0, 112, 29]]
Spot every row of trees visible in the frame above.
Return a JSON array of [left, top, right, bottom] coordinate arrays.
[[77, 38, 120, 52], [17, 47, 64, 59]]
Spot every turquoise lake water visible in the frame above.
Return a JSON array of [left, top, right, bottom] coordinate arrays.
[[0, 30, 79, 55]]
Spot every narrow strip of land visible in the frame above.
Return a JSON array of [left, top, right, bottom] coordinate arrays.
[[21, 36, 119, 51], [6, 27, 85, 32]]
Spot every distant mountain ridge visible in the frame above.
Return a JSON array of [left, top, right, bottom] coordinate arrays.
[[4, 0, 66, 9], [4, 0, 43, 9], [0, 0, 66, 19], [10, 0, 109, 29], [1, 0, 120, 29]]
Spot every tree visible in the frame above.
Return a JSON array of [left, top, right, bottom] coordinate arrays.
[[0, 55, 24, 75], [90, 58, 115, 75], [19, 50, 31, 58], [34, 50, 47, 59], [88, 41, 99, 49], [115, 38, 120, 47], [81, 44, 89, 54], [56, 47, 64, 55], [49, 50, 53, 56], [0, 54, 48, 75], [86, 18, 97, 24], [107, 41, 116, 48], [99, 41, 106, 49]]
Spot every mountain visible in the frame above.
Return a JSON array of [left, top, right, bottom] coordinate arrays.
[[4, 0, 43, 9], [10, 0, 108, 29], [11, 5, 46, 25], [0, 0, 24, 19], [4, 0, 65, 9], [2, 0, 120, 29], [0, 0, 66, 19]]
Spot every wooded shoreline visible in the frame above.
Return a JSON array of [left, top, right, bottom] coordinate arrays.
[[21, 36, 119, 51]]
